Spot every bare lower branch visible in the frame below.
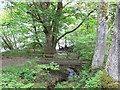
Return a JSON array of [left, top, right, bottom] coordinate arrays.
[[56, 9, 96, 43], [107, 21, 115, 34], [63, 1, 72, 8]]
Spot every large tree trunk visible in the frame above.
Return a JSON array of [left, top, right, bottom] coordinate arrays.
[[44, 1, 62, 54], [105, 2, 120, 81], [45, 32, 57, 54], [92, 0, 108, 69]]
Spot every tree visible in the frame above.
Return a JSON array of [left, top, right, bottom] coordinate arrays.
[[92, 0, 108, 69], [0, 2, 44, 50], [1, 1, 96, 53], [26, 1, 95, 54], [105, 2, 120, 81]]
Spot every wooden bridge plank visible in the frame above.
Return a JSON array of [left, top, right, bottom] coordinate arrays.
[[36, 60, 90, 65], [37, 60, 80, 65], [42, 58, 79, 61], [32, 51, 91, 65]]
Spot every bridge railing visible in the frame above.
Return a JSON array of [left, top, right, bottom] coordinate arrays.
[[31, 51, 91, 65]]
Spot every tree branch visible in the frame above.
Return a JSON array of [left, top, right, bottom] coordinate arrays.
[[56, 9, 96, 43], [61, 14, 73, 20], [63, 1, 72, 8], [50, 1, 63, 32], [107, 21, 115, 34]]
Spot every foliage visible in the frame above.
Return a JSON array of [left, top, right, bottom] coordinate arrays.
[[2, 49, 44, 59], [55, 65, 94, 88], [100, 70, 118, 88], [73, 33, 96, 61], [0, 2, 45, 50], [2, 57, 118, 89], [84, 70, 103, 88], [84, 69, 118, 89], [0, 1, 98, 51], [55, 83, 67, 88], [2, 61, 60, 88], [2, 58, 98, 89], [0, 1, 117, 89], [35, 62, 60, 72]]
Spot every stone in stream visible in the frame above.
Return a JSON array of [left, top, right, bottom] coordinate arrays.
[[47, 67, 79, 89], [66, 67, 78, 80]]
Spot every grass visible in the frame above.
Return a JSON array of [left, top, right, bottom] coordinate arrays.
[[2, 60, 69, 88], [2, 49, 43, 60], [2, 49, 118, 89]]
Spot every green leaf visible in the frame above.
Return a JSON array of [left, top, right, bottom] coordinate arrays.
[[21, 83, 34, 88]]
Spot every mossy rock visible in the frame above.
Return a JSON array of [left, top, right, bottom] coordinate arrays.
[[100, 70, 118, 88], [107, 83, 119, 88]]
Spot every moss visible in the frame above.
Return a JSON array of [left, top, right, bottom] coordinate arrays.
[[99, 1, 108, 17], [107, 83, 119, 88], [100, 70, 118, 88]]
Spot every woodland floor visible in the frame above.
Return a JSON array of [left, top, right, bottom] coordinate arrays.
[[2, 57, 36, 67], [1, 50, 81, 67], [1, 50, 41, 67]]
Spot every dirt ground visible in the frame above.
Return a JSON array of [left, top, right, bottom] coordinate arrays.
[[2, 57, 36, 68]]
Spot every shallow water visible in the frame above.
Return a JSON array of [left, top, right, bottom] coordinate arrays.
[[66, 67, 78, 80]]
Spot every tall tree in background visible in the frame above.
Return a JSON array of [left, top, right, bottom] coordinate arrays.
[[105, 1, 120, 81], [92, 0, 108, 69], [27, 1, 64, 54], [1, 1, 96, 53], [27, 0, 95, 54]]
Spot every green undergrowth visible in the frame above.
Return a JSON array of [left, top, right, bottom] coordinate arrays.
[[2, 49, 43, 60], [1, 60, 96, 89], [55, 65, 119, 89], [55, 64, 95, 88], [2, 59, 118, 89], [1, 61, 60, 88], [100, 70, 118, 88], [84, 69, 119, 89], [73, 34, 96, 61]]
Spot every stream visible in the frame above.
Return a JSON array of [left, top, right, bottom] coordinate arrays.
[[47, 67, 79, 89], [66, 67, 78, 80]]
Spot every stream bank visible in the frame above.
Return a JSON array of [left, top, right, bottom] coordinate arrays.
[[46, 65, 81, 89]]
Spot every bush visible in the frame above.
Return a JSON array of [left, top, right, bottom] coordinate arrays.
[[74, 34, 96, 61], [55, 66, 94, 88], [2, 61, 60, 88], [84, 70, 103, 88]]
